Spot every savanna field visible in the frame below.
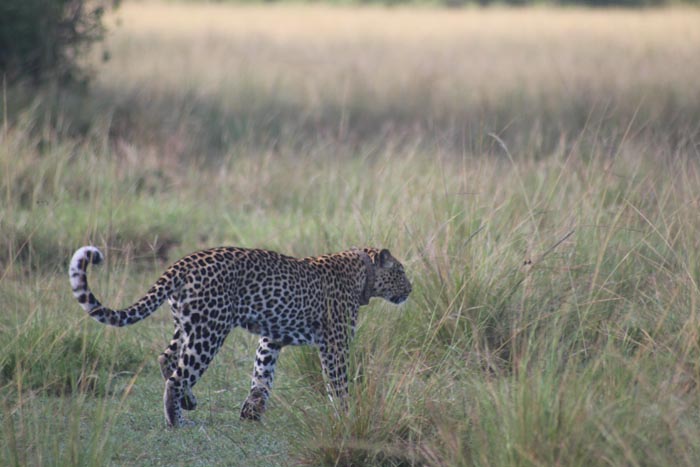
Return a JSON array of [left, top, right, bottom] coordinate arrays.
[[2, 2, 700, 465]]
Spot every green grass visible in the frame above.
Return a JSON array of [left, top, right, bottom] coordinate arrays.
[[3, 3, 700, 466]]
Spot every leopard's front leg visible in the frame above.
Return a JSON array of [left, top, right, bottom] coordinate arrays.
[[318, 339, 350, 414]]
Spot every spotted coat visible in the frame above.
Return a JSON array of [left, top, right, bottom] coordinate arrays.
[[69, 245, 412, 427]]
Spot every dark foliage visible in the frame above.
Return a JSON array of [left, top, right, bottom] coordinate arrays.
[[0, 0, 115, 84]]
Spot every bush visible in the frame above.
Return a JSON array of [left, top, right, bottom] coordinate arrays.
[[0, 0, 115, 84]]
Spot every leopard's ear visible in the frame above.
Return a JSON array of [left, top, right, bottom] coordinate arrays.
[[378, 249, 394, 268]]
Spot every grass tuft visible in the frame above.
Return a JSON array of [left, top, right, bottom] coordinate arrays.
[[0, 319, 144, 396]]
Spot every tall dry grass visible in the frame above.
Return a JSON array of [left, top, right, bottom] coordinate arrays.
[[86, 3, 700, 158]]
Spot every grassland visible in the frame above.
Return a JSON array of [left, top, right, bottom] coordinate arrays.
[[2, 2, 700, 466]]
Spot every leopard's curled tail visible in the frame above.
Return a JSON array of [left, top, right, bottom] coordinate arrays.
[[69, 246, 181, 327]]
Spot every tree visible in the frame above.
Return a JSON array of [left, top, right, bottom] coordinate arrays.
[[0, 0, 115, 84]]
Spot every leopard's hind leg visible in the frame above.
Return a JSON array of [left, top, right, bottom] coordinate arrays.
[[163, 301, 232, 427], [241, 337, 282, 421], [159, 313, 197, 410]]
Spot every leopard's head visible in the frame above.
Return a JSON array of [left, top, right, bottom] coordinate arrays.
[[371, 249, 412, 305]]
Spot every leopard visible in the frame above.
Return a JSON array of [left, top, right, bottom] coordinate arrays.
[[69, 245, 412, 427]]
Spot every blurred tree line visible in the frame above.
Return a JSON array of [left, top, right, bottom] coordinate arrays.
[[225, 0, 698, 5]]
